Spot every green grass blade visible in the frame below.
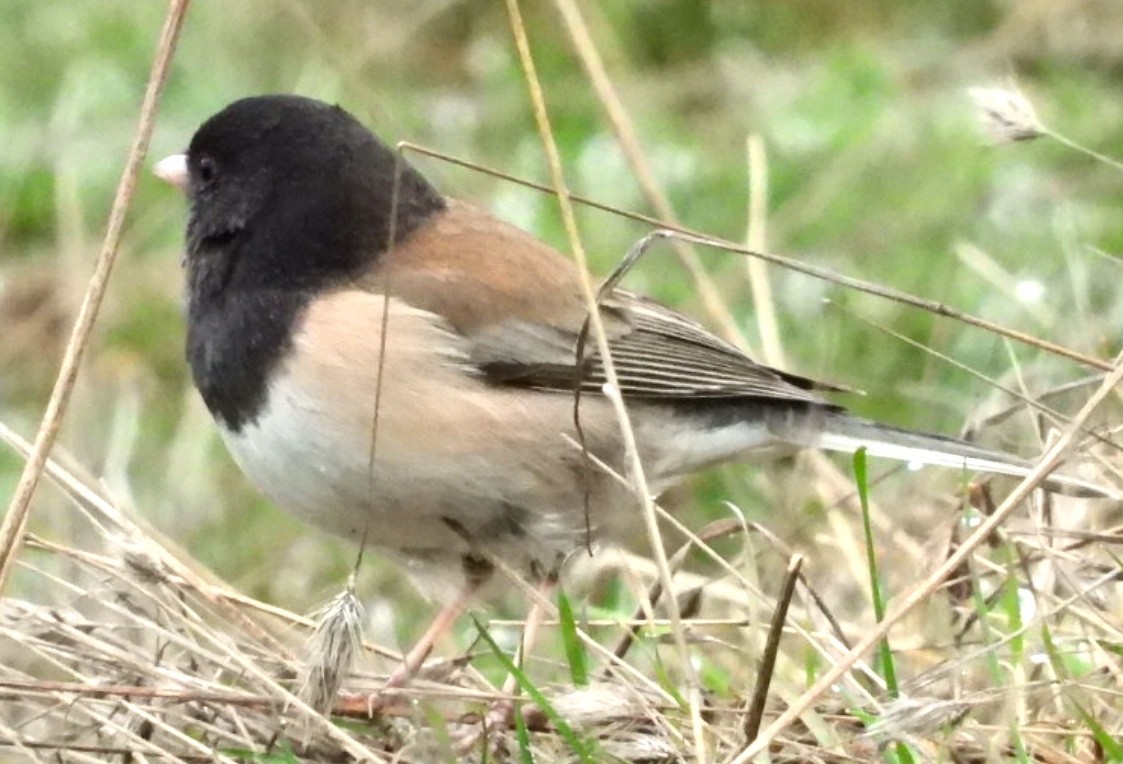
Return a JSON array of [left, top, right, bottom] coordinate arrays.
[[472, 616, 597, 763], [556, 587, 589, 686], [853, 448, 899, 693], [514, 703, 535, 764], [853, 449, 918, 764]]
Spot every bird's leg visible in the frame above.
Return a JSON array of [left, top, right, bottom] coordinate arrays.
[[366, 554, 491, 715], [384, 591, 469, 689]]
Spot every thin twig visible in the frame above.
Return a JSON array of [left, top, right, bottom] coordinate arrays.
[[609, 519, 744, 665], [829, 298, 1123, 457], [743, 554, 803, 742], [399, 141, 1111, 373]]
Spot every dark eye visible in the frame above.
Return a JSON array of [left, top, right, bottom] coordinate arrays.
[[197, 156, 217, 183]]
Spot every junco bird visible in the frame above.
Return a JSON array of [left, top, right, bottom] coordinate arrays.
[[155, 94, 1104, 693]]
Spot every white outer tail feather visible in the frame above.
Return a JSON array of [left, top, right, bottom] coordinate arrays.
[[809, 412, 1115, 499], [815, 431, 1032, 477]]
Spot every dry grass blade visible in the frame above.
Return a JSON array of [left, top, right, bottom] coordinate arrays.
[[503, 1, 706, 760], [608, 518, 744, 665], [0, 0, 191, 591], [1, 533, 397, 762], [744, 134, 783, 367], [549, 0, 748, 350], [828, 298, 1123, 461]]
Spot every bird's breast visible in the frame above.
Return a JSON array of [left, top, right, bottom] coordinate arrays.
[[210, 289, 628, 569]]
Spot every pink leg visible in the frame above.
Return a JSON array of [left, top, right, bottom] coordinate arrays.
[[386, 593, 470, 688], [366, 583, 477, 714]]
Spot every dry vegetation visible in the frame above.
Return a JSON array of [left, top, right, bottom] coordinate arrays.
[[2, 1, 1123, 762]]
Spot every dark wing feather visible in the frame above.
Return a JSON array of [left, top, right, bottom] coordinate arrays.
[[369, 201, 841, 407], [470, 289, 837, 406]]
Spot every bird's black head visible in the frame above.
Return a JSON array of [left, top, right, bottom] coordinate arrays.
[[159, 96, 447, 431], [173, 94, 446, 295]]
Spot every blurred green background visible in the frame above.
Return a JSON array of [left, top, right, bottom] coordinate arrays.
[[3, 0, 1123, 645]]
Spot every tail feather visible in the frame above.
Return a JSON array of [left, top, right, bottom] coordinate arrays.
[[806, 412, 1114, 499]]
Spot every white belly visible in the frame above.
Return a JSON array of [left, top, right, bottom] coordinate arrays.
[[220, 370, 532, 552]]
